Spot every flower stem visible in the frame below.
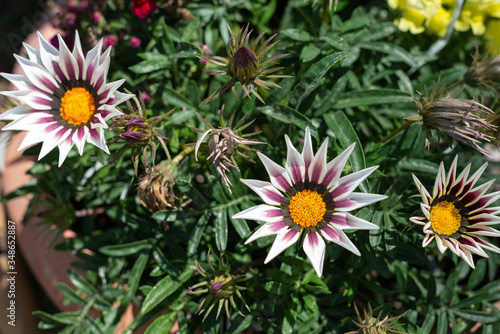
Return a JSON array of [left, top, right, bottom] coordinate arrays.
[[172, 145, 195, 164], [322, 0, 329, 23], [377, 120, 414, 144]]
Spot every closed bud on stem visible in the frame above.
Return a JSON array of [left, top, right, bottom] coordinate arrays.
[[345, 303, 407, 334], [200, 23, 290, 105], [188, 252, 250, 321]]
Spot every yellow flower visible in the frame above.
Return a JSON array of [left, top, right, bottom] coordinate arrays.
[[390, 0, 443, 35], [484, 19, 500, 53], [428, 7, 452, 37]]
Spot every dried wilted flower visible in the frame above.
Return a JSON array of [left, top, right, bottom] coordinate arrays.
[[193, 110, 265, 193], [345, 303, 407, 334], [109, 93, 173, 174], [137, 159, 179, 212], [188, 253, 250, 321], [405, 80, 496, 157], [161, 0, 194, 20], [200, 24, 288, 105], [464, 48, 500, 95]]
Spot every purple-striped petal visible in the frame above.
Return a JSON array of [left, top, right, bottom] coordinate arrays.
[[320, 224, 340, 242], [329, 212, 378, 230], [323, 143, 355, 189], [329, 166, 378, 200], [240, 179, 284, 205], [303, 232, 326, 277], [307, 138, 328, 184], [412, 174, 432, 206], [232, 204, 283, 223], [245, 220, 288, 244], [302, 127, 314, 171], [264, 229, 300, 263], [284, 134, 305, 184], [334, 193, 387, 211], [330, 229, 361, 256], [422, 234, 434, 247], [257, 152, 293, 193]]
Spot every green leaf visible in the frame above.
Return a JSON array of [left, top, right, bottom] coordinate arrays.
[[334, 89, 414, 109], [215, 209, 228, 252], [292, 51, 348, 110], [441, 269, 459, 303], [228, 205, 251, 239], [436, 309, 448, 334], [421, 307, 436, 334], [99, 239, 152, 257], [324, 110, 368, 192], [56, 283, 86, 305], [300, 44, 321, 62], [162, 87, 195, 109], [168, 42, 202, 58], [188, 214, 209, 256], [259, 105, 319, 142], [452, 309, 500, 323], [141, 270, 193, 314], [360, 42, 418, 67], [280, 28, 312, 41], [33, 311, 75, 326], [122, 252, 150, 308], [468, 258, 487, 290], [225, 315, 254, 334], [129, 58, 170, 74], [152, 246, 181, 277], [144, 313, 177, 334], [303, 294, 319, 320], [67, 270, 98, 296]]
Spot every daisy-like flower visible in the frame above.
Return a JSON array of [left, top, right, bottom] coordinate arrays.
[[0, 31, 133, 166], [411, 156, 500, 268], [232, 127, 386, 277]]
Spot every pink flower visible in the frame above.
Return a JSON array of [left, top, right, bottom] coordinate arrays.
[[103, 35, 117, 49], [131, 0, 157, 19], [129, 36, 141, 48], [141, 92, 151, 102], [92, 12, 101, 23]]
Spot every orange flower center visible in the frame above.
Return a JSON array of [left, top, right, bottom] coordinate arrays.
[[430, 201, 462, 236], [60, 87, 96, 126], [288, 189, 326, 228]]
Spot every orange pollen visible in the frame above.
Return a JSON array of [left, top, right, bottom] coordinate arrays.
[[60, 87, 96, 126], [430, 201, 462, 236], [288, 189, 326, 228]]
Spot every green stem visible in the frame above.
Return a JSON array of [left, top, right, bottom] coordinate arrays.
[[377, 120, 414, 144], [172, 146, 195, 165], [322, 0, 329, 24]]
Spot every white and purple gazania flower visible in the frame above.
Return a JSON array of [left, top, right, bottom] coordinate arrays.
[[0, 31, 133, 166], [232, 127, 386, 276], [411, 156, 500, 268]]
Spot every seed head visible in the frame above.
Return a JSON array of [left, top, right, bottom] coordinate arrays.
[[192, 109, 265, 193], [137, 160, 179, 213], [405, 79, 497, 157]]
